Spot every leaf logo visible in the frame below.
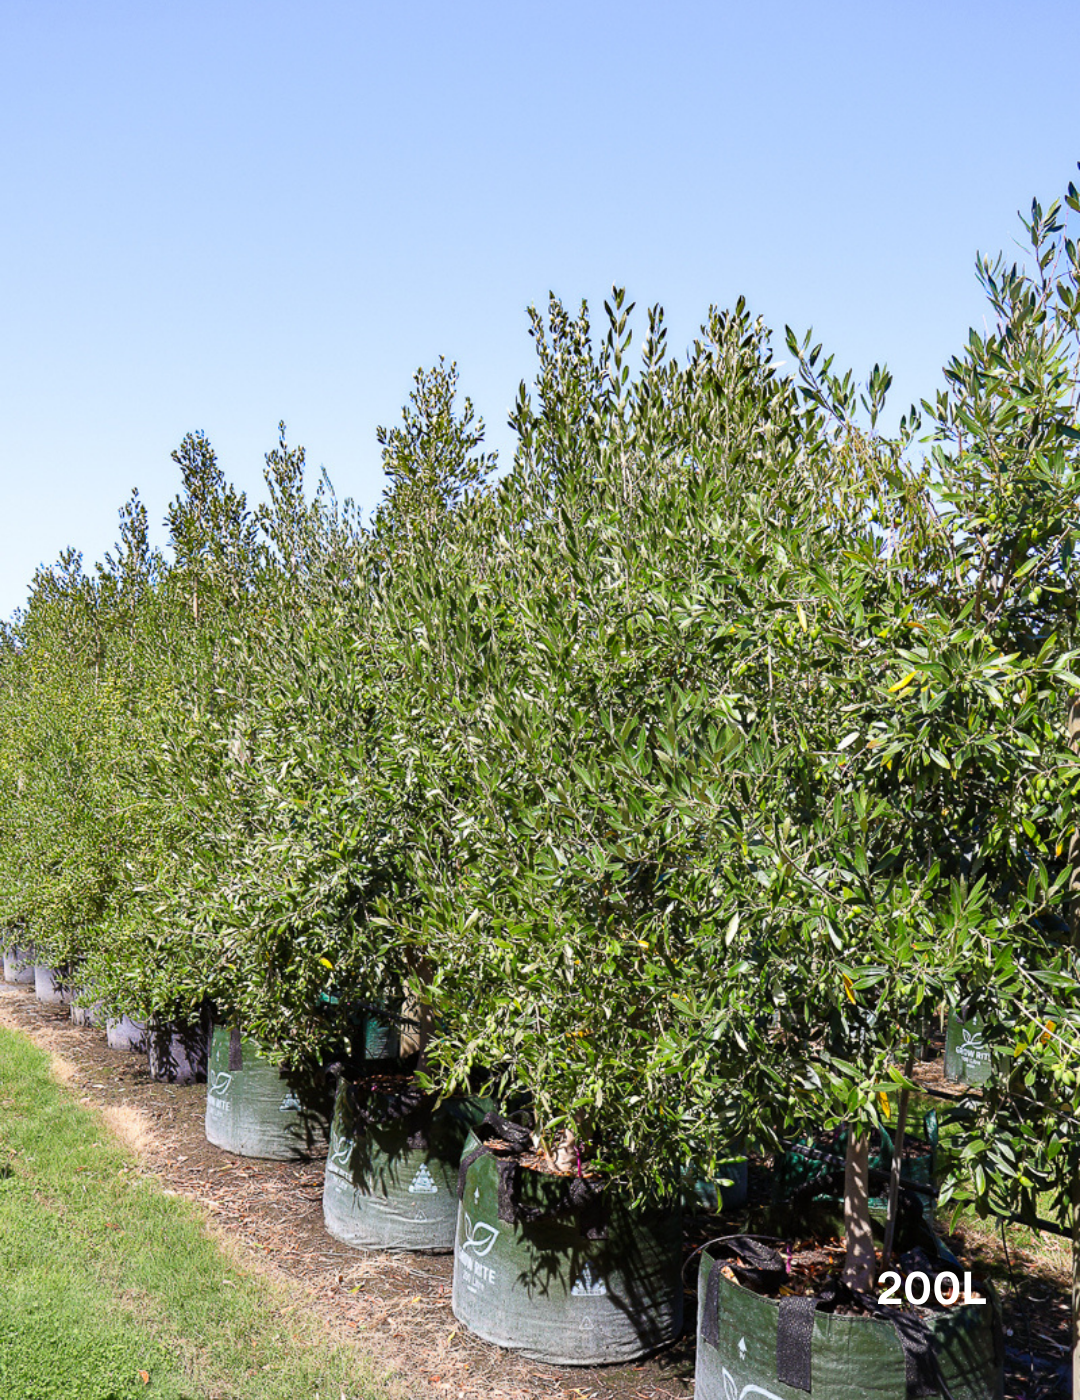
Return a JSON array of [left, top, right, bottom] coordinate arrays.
[[329, 1137, 353, 1173], [208, 1071, 232, 1099], [960, 1028, 985, 1052], [460, 1213, 499, 1258], [722, 1371, 786, 1400]]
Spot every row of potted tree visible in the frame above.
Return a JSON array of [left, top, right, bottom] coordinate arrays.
[[2, 177, 1079, 1393]]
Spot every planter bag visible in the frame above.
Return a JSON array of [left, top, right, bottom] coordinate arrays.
[[70, 1001, 102, 1027], [357, 1007, 402, 1062], [451, 1114, 683, 1365], [696, 1245, 1004, 1400], [34, 965, 71, 1005], [316, 994, 403, 1063], [323, 1078, 493, 1251], [944, 1013, 993, 1087], [204, 1026, 332, 1160], [3, 946, 35, 985], [106, 1015, 147, 1052], [775, 1119, 938, 1230], [147, 1015, 208, 1085], [684, 1154, 749, 1214]]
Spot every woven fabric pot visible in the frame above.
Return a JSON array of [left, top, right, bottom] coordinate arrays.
[[944, 1012, 994, 1086], [685, 1153, 749, 1213], [775, 1119, 938, 1231], [451, 1124, 683, 1365], [106, 1015, 147, 1051], [3, 946, 36, 985], [695, 1250, 1004, 1400], [323, 1079, 492, 1252], [358, 1007, 401, 1062], [204, 1026, 331, 1160], [147, 1015, 208, 1085], [34, 965, 71, 1005]]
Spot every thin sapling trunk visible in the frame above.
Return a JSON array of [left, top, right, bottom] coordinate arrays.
[[841, 1131, 876, 1293], [881, 1068, 912, 1266]]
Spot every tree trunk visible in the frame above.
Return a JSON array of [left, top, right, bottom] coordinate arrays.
[[841, 1131, 876, 1293], [882, 1066, 913, 1265]]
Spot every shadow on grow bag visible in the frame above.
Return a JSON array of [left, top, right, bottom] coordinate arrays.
[[774, 1116, 939, 1231], [323, 1075, 494, 1252], [944, 1012, 994, 1087], [70, 990, 103, 1027], [34, 965, 71, 1005], [106, 1014, 147, 1051], [3, 946, 35, 985], [451, 1114, 683, 1366], [204, 1025, 332, 1160], [695, 1235, 1004, 1400], [147, 1012, 209, 1085]]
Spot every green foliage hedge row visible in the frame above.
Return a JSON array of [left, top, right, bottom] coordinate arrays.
[[1, 187, 1079, 1236]]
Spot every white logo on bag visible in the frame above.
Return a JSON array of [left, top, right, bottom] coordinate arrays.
[[328, 1137, 353, 1175], [570, 1263, 607, 1296], [408, 1164, 439, 1194], [957, 1027, 990, 1065], [279, 1090, 302, 1112], [457, 1214, 499, 1293], [738, 1337, 747, 1359], [722, 1370, 786, 1400], [207, 1070, 232, 1104], [459, 1214, 499, 1258]]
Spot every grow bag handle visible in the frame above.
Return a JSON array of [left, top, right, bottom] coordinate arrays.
[[456, 1111, 607, 1240], [702, 1242, 958, 1400]]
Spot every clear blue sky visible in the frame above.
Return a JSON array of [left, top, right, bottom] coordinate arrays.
[[3, 0, 1078, 620]]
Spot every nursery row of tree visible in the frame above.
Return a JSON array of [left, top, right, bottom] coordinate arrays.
[[2, 184, 1079, 1282]]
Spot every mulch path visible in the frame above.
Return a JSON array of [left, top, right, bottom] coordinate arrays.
[[0, 982, 693, 1400], [0, 983, 1071, 1398]]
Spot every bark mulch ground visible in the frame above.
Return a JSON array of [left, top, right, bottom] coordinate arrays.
[[0, 983, 1070, 1398]]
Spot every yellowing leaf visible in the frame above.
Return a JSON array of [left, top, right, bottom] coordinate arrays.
[[1040, 1021, 1056, 1045], [796, 603, 808, 632], [888, 670, 917, 693], [842, 974, 855, 1004], [318, 957, 334, 969], [878, 1092, 891, 1121]]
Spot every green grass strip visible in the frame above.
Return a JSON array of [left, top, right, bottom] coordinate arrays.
[[0, 1027, 392, 1400]]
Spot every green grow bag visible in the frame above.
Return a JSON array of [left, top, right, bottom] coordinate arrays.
[[323, 1077, 492, 1251], [775, 1119, 938, 1230], [944, 1012, 993, 1087], [696, 1249, 1004, 1400], [684, 1151, 749, 1213], [3, 946, 35, 985], [451, 1121, 683, 1365], [204, 1026, 331, 1160], [358, 1007, 401, 1061]]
